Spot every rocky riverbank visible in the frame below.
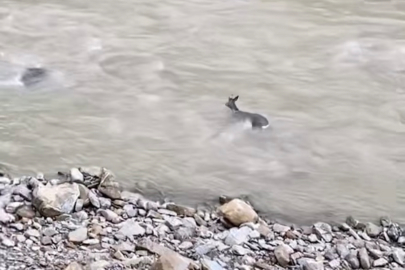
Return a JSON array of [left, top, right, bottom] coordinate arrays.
[[0, 167, 404, 270]]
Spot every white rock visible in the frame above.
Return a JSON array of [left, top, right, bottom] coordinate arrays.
[[70, 168, 84, 182]]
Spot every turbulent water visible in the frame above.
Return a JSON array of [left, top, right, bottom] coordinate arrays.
[[0, 0, 405, 224]]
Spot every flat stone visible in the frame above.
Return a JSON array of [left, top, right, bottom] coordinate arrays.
[[373, 258, 388, 267], [224, 226, 252, 246], [273, 223, 290, 234], [83, 239, 100, 245], [358, 247, 371, 269], [158, 209, 177, 216], [25, 229, 40, 238], [275, 244, 293, 267], [166, 204, 196, 217], [68, 227, 88, 243], [365, 222, 381, 237], [193, 214, 207, 226], [113, 241, 135, 252], [195, 241, 218, 256], [368, 248, 383, 259], [16, 205, 36, 219], [218, 199, 258, 227]]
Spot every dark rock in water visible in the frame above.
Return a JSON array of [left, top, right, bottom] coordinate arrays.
[[20, 67, 47, 86]]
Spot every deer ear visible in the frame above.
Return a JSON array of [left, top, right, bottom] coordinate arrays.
[[233, 95, 239, 101]]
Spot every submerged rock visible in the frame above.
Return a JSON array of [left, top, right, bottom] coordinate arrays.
[[20, 67, 48, 86], [218, 199, 258, 227]]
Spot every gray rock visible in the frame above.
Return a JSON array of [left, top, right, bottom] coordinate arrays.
[[158, 209, 177, 216], [397, 236, 405, 244], [164, 216, 183, 230], [358, 247, 371, 269], [97, 168, 121, 200], [75, 199, 84, 212], [166, 204, 196, 217], [16, 205, 35, 218], [373, 258, 388, 267], [195, 241, 218, 256], [336, 243, 350, 258], [368, 248, 383, 259], [308, 234, 318, 243], [41, 236, 52, 245], [123, 204, 137, 217], [113, 250, 125, 261], [273, 223, 290, 233], [174, 227, 195, 241], [88, 190, 100, 208], [25, 229, 40, 238], [328, 259, 340, 268], [201, 258, 224, 270], [183, 217, 197, 229], [118, 219, 145, 239], [179, 241, 193, 250], [83, 239, 100, 245], [224, 227, 252, 246], [232, 245, 250, 256], [275, 244, 293, 267], [65, 262, 84, 270], [89, 260, 110, 270], [113, 241, 135, 252], [70, 168, 83, 182], [79, 166, 103, 177], [324, 247, 337, 260], [365, 222, 381, 237], [73, 210, 88, 221], [98, 197, 111, 209], [249, 230, 260, 239], [0, 208, 14, 223], [5, 202, 24, 213], [302, 259, 324, 270], [1, 237, 15, 247], [68, 227, 88, 243], [97, 209, 120, 223], [9, 223, 24, 231], [194, 214, 207, 226], [12, 185, 32, 201], [345, 253, 359, 269], [387, 224, 401, 241], [32, 183, 80, 217], [392, 248, 405, 266]]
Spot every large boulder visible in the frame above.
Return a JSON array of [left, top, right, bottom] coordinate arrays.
[[218, 199, 258, 226], [32, 183, 80, 217]]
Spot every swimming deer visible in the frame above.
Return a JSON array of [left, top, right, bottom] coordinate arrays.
[[225, 95, 269, 129]]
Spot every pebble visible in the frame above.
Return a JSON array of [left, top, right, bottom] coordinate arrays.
[[5, 202, 24, 213], [123, 204, 137, 217], [1, 238, 15, 247], [25, 229, 40, 238], [392, 248, 405, 266], [97, 209, 119, 223], [345, 253, 360, 269], [83, 239, 100, 245], [9, 223, 24, 231], [16, 205, 35, 219], [225, 227, 252, 246], [232, 245, 250, 256], [358, 247, 371, 269]]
